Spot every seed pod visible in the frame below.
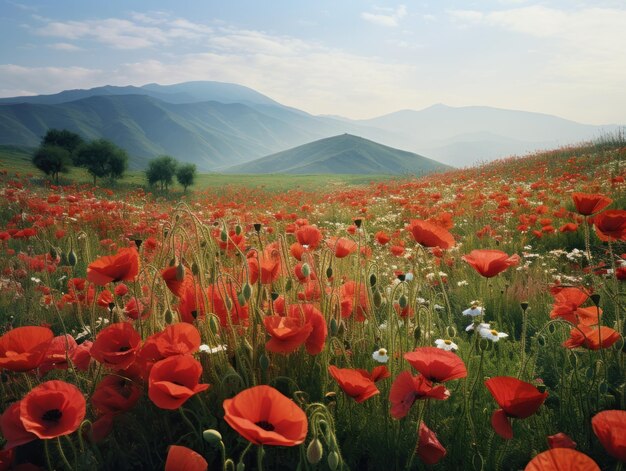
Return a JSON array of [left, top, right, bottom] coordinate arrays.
[[191, 262, 199, 276], [259, 353, 270, 371], [590, 294, 601, 306], [369, 273, 377, 287], [398, 294, 408, 309], [413, 326, 421, 342], [164, 309, 174, 324], [209, 315, 219, 334], [307, 438, 323, 464], [330, 318, 338, 336], [235, 225, 242, 236], [254, 223, 262, 232], [176, 263, 185, 282], [301, 263, 311, 278], [67, 248, 77, 267], [242, 283, 252, 300], [237, 292, 247, 307], [49, 246, 58, 259], [220, 230, 228, 242], [271, 292, 279, 301], [520, 301, 529, 312], [328, 451, 339, 471], [326, 266, 333, 279], [373, 290, 382, 308], [285, 279, 293, 292], [203, 429, 223, 444]]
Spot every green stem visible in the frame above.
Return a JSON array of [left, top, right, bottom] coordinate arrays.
[[257, 445, 265, 471]]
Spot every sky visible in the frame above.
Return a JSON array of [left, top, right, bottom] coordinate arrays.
[[1, 0, 625, 124]]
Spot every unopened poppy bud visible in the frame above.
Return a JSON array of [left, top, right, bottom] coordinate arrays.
[[326, 266, 333, 279], [235, 225, 242, 236], [307, 438, 324, 464], [176, 263, 185, 282], [68, 248, 77, 266], [49, 247, 58, 259], [191, 262, 199, 276], [209, 315, 219, 334], [373, 290, 382, 308], [237, 292, 246, 307], [259, 353, 270, 371], [590, 294, 601, 306], [220, 230, 228, 242], [164, 309, 173, 324], [337, 321, 346, 337], [397, 273, 406, 282], [328, 451, 339, 470], [254, 223, 262, 232], [369, 273, 377, 287], [330, 318, 338, 336], [59, 252, 69, 266], [134, 239, 142, 249], [242, 283, 252, 300], [169, 257, 176, 267], [520, 302, 529, 312], [271, 292, 279, 301], [301, 263, 311, 278], [285, 279, 292, 291], [398, 294, 408, 308], [236, 462, 245, 471], [354, 218, 362, 228], [203, 429, 222, 444], [224, 296, 233, 310], [413, 326, 421, 342]]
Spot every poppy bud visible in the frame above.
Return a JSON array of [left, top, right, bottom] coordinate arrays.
[[413, 326, 421, 342], [235, 224, 242, 235], [134, 239, 142, 249], [397, 273, 406, 282], [301, 263, 311, 278], [369, 273, 377, 287], [209, 315, 219, 334], [271, 292, 279, 301], [224, 296, 233, 310], [373, 290, 382, 308], [236, 462, 245, 471], [307, 438, 324, 464], [446, 326, 457, 338], [242, 283, 252, 300], [326, 266, 333, 279], [398, 294, 408, 309], [176, 263, 185, 282], [259, 353, 270, 371], [164, 309, 173, 324], [203, 429, 223, 444], [169, 257, 176, 267], [328, 451, 340, 471], [59, 252, 69, 266], [536, 335, 546, 347], [68, 248, 77, 266], [337, 321, 346, 337], [237, 292, 246, 307], [354, 218, 362, 228], [590, 294, 601, 306], [191, 262, 199, 276], [285, 279, 292, 291], [220, 230, 228, 242], [49, 246, 58, 259], [520, 302, 529, 312], [330, 318, 338, 336], [254, 223, 262, 232]]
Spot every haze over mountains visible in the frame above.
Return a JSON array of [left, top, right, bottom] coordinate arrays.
[[0, 81, 620, 171]]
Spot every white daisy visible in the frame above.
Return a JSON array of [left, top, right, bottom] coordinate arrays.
[[466, 322, 490, 332], [462, 303, 484, 317], [200, 344, 228, 354], [479, 328, 509, 342], [435, 339, 458, 351], [372, 348, 389, 363]]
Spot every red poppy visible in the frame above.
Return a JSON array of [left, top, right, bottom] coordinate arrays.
[[327, 237, 357, 258], [594, 210, 626, 242], [264, 315, 313, 354], [550, 287, 601, 326], [295, 225, 323, 249], [165, 445, 208, 471], [416, 422, 446, 465], [223, 385, 308, 446], [39, 334, 78, 375], [403, 347, 467, 382], [87, 247, 140, 286], [462, 249, 520, 278], [207, 283, 249, 328], [90, 322, 141, 370], [161, 265, 193, 298], [339, 281, 369, 321], [87, 414, 115, 444], [559, 223, 578, 233], [154, 323, 201, 357], [591, 410, 626, 462], [148, 355, 209, 410], [355, 365, 391, 383], [19, 380, 86, 439], [0, 402, 37, 450], [328, 365, 380, 403], [248, 243, 282, 285], [177, 283, 207, 323], [91, 375, 142, 416], [0, 326, 53, 372], [70, 340, 93, 371], [571, 192, 612, 216], [390, 372, 450, 419], [563, 324, 620, 350], [407, 219, 455, 250], [547, 432, 577, 449], [524, 449, 599, 471], [485, 377, 547, 439], [375, 231, 391, 245]]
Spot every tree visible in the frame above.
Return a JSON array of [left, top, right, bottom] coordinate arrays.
[[32, 145, 71, 184], [146, 155, 178, 191], [42, 129, 84, 155], [176, 163, 197, 193], [75, 139, 128, 185]]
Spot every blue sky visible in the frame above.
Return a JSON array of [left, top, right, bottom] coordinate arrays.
[[1, 0, 625, 124]]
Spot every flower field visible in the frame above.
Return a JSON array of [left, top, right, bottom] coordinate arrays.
[[0, 141, 625, 470]]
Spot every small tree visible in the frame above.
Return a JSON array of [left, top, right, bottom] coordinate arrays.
[[32, 145, 71, 184], [145, 155, 178, 191], [42, 129, 84, 155], [75, 139, 128, 185], [176, 163, 197, 193]]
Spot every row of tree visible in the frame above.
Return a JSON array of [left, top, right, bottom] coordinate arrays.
[[32, 129, 128, 185], [146, 155, 196, 192]]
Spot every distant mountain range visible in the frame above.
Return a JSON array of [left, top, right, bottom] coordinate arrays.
[[0, 81, 620, 170], [225, 134, 450, 175]]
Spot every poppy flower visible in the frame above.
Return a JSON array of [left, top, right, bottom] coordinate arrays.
[[207, 283, 249, 328], [0, 326, 53, 372], [524, 448, 599, 471], [403, 347, 467, 383], [87, 247, 140, 286], [571, 192, 612, 216], [356, 365, 391, 383], [154, 323, 201, 357], [390, 372, 450, 419], [223, 385, 308, 446], [550, 287, 601, 326], [39, 334, 78, 375], [19, 380, 86, 439], [70, 340, 93, 371], [327, 237, 357, 258], [407, 219, 455, 250], [248, 243, 282, 285], [91, 375, 142, 416], [594, 210, 626, 242], [416, 422, 446, 465], [462, 249, 520, 278], [339, 281, 369, 321], [591, 410, 626, 462], [148, 354, 210, 410], [563, 324, 620, 350], [0, 402, 37, 449], [177, 283, 207, 324], [547, 432, 577, 449], [90, 322, 141, 370], [165, 445, 208, 471], [161, 265, 192, 297], [264, 315, 313, 354], [328, 365, 380, 403], [375, 231, 391, 245], [295, 225, 323, 249], [485, 376, 547, 439]]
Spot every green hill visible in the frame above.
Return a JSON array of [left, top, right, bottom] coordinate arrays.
[[224, 134, 450, 175]]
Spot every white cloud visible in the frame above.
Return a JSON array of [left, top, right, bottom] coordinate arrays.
[[361, 5, 407, 27], [0, 64, 102, 96], [47, 42, 82, 51]]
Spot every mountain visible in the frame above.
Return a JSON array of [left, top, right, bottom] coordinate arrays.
[[224, 134, 450, 175], [358, 104, 620, 166]]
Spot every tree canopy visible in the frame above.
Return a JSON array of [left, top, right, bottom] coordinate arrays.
[[42, 129, 84, 155], [32, 145, 71, 184], [146, 155, 178, 191], [176, 163, 197, 192], [75, 139, 128, 185]]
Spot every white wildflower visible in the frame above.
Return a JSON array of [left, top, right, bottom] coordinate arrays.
[[435, 339, 458, 351], [372, 348, 389, 363]]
